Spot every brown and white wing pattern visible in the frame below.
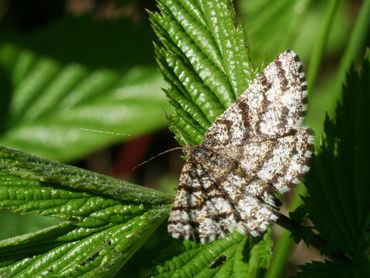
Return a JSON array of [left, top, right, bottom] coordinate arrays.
[[204, 50, 308, 147], [168, 152, 279, 243], [238, 129, 312, 194], [168, 50, 313, 243], [168, 129, 312, 242]]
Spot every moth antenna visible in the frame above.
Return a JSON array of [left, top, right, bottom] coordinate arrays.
[[79, 128, 132, 137], [132, 146, 184, 171]]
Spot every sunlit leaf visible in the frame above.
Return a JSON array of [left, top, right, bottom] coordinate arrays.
[[0, 146, 171, 276], [0, 43, 169, 161], [153, 232, 272, 277], [150, 0, 256, 145]]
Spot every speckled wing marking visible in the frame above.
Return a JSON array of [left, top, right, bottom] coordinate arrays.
[[168, 50, 313, 243], [204, 50, 308, 147]]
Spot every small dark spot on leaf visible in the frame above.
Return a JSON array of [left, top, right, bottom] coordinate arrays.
[[80, 251, 101, 266], [105, 239, 112, 247], [208, 255, 227, 269]]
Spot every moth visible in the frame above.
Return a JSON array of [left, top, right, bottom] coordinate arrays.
[[168, 50, 313, 243]]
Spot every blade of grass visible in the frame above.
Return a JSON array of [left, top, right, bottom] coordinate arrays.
[[307, 0, 341, 90], [328, 0, 370, 117]]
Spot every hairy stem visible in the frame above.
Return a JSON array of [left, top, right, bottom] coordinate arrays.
[[276, 213, 352, 263]]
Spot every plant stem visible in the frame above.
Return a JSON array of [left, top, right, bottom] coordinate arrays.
[[307, 0, 341, 90], [276, 213, 352, 263], [328, 0, 370, 118]]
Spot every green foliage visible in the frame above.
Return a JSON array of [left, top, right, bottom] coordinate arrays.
[[0, 17, 169, 161], [153, 232, 272, 277], [293, 55, 370, 275], [0, 146, 171, 277], [148, 0, 277, 275], [0, 0, 369, 276], [150, 0, 256, 146]]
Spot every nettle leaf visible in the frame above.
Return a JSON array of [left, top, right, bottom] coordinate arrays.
[[295, 55, 370, 272], [150, 0, 256, 146], [149, 0, 274, 275], [0, 42, 169, 161], [0, 146, 172, 277], [153, 231, 272, 277]]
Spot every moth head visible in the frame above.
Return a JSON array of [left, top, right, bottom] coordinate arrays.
[[189, 145, 214, 161]]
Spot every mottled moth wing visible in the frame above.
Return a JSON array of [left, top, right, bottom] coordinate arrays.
[[168, 150, 279, 243], [204, 50, 308, 147], [226, 128, 313, 194], [168, 50, 313, 243], [168, 129, 312, 242]]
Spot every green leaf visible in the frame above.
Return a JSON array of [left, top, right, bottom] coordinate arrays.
[[153, 231, 272, 277], [0, 43, 169, 161], [149, 0, 277, 275], [0, 146, 171, 204], [0, 146, 171, 276], [150, 0, 256, 145], [299, 55, 370, 260]]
